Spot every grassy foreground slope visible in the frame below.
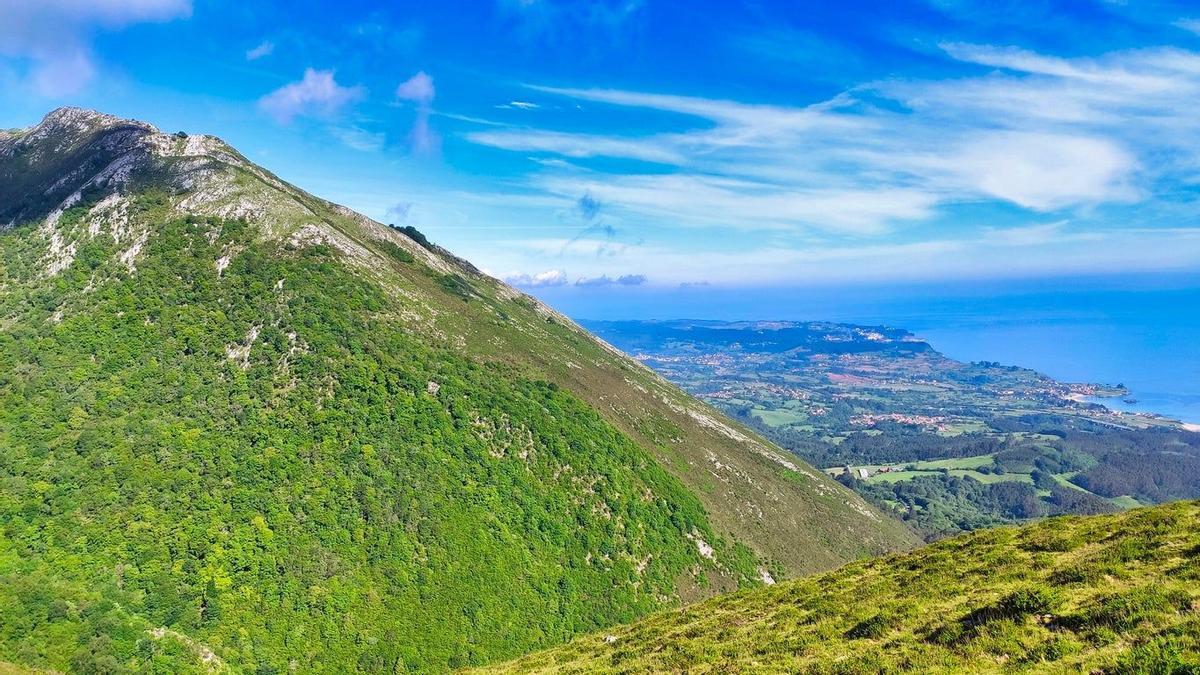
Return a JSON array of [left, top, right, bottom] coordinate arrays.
[[486, 501, 1200, 674], [0, 108, 913, 673]]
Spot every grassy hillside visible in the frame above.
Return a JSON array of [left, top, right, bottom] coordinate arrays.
[[485, 501, 1200, 673], [0, 108, 914, 673]]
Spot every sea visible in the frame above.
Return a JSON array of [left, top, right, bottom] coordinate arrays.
[[533, 273, 1200, 425]]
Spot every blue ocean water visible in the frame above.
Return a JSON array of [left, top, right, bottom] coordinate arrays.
[[900, 292, 1200, 425], [536, 274, 1200, 424]]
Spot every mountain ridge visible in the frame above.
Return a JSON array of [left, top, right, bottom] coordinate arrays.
[[0, 108, 915, 672], [3, 107, 917, 569]]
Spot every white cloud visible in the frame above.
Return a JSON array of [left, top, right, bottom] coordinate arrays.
[[938, 42, 1178, 91], [466, 44, 1200, 238], [535, 174, 936, 234], [396, 71, 435, 105], [396, 71, 439, 154], [0, 0, 191, 96], [938, 132, 1139, 210], [467, 129, 682, 164], [505, 269, 569, 287], [575, 273, 646, 287], [246, 40, 275, 60], [258, 69, 364, 124]]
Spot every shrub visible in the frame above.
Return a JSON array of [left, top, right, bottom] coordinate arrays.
[[997, 587, 1059, 617], [437, 273, 473, 300], [391, 224, 434, 250], [845, 613, 889, 640], [378, 239, 415, 264]]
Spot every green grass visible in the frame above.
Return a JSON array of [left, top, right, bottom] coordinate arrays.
[[750, 407, 807, 427], [483, 501, 1200, 674], [939, 420, 991, 436], [1051, 472, 1092, 493], [949, 469, 1035, 485], [1111, 495, 1145, 510], [915, 454, 996, 470], [867, 469, 939, 483]]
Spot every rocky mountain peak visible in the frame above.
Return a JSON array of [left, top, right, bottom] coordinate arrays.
[[37, 106, 158, 137]]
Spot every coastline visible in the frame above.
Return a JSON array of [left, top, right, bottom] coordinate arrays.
[[915, 309, 1200, 435], [1077, 393, 1200, 430]]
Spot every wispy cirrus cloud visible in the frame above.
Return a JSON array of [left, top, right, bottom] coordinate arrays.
[[246, 40, 274, 60], [534, 174, 937, 234], [497, 100, 540, 110], [467, 128, 682, 164], [465, 43, 1200, 238]]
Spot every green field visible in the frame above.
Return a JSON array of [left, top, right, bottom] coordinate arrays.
[[915, 455, 996, 470], [750, 407, 807, 427], [950, 469, 1035, 484], [863, 468, 1035, 485], [865, 470, 937, 483], [1111, 495, 1146, 509]]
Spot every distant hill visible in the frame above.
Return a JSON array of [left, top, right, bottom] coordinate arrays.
[[587, 319, 1200, 539], [485, 501, 1200, 673], [0, 109, 915, 673]]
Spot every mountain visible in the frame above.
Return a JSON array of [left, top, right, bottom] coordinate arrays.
[[0, 108, 916, 673], [485, 501, 1200, 673]]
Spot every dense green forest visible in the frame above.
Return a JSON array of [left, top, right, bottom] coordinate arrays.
[[0, 198, 759, 672], [485, 501, 1200, 673]]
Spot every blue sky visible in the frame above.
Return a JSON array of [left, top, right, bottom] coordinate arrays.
[[3, 0, 1200, 311]]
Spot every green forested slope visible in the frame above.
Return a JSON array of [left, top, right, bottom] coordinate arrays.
[[0, 108, 915, 673], [0, 207, 756, 671], [486, 501, 1200, 674]]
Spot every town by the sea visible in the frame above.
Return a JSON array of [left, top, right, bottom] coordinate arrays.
[[536, 274, 1200, 425]]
